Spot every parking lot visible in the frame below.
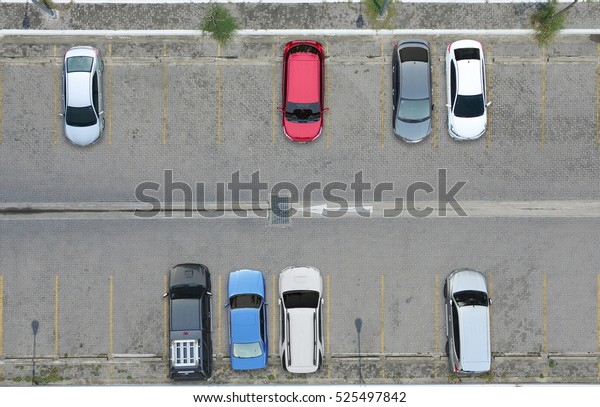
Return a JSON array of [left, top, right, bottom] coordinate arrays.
[[0, 35, 600, 382]]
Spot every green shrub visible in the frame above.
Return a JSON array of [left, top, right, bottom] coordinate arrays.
[[530, 0, 567, 47], [201, 5, 239, 47]]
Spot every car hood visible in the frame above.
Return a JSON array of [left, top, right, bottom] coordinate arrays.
[[228, 269, 264, 297], [65, 122, 101, 146], [280, 266, 322, 296], [394, 117, 432, 142], [451, 269, 487, 294], [450, 114, 486, 140], [230, 351, 268, 370], [284, 119, 322, 142]]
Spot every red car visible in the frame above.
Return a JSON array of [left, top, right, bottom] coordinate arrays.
[[278, 40, 328, 142]]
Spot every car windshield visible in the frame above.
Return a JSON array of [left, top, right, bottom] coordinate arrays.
[[232, 342, 263, 358], [454, 94, 484, 118], [454, 290, 488, 307], [67, 56, 94, 73], [170, 284, 205, 300], [230, 294, 262, 309], [66, 106, 97, 127], [285, 102, 320, 123], [397, 98, 430, 122], [283, 290, 320, 309]]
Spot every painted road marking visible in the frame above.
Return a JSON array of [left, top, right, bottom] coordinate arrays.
[[0, 65, 3, 144], [55, 274, 59, 355], [541, 47, 547, 148], [326, 42, 331, 148], [54, 45, 59, 145], [217, 44, 222, 144], [380, 42, 385, 149], [162, 44, 167, 145], [163, 274, 168, 358], [486, 45, 492, 148], [0, 276, 3, 355], [271, 44, 277, 145], [432, 43, 437, 149], [108, 43, 113, 145], [271, 274, 276, 356], [543, 273, 547, 353], [109, 275, 113, 355], [218, 274, 222, 357]]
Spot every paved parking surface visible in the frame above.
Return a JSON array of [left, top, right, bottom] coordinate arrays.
[[0, 37, 599, 204], [1, 216, 599, 360]]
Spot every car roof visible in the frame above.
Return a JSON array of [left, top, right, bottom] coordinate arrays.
[[231, 308, 262, 343], [458, 305, 491, 370], [66, 72, 92, 108], [287, 308, 317, 370], [287, 51, 320, 103], [456, 59, 483, 96], [400, 60, 429, 99], [228, 269, 264, 297]]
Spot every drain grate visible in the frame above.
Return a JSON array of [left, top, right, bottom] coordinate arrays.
[[271, 194, 290, 225]]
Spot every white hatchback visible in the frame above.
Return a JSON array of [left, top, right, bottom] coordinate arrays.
[[445, 40, 490, 140], [278, 266, 324, 373], [61, 46, 104, 146]]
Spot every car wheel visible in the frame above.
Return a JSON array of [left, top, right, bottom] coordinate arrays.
[[445, 341, 449, 356], [443, 281, 448, 299]]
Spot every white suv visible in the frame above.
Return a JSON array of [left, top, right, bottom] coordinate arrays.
[[278, 266, 324, 373], [445, 40, 490, 140], [444, 268, 492, 374]]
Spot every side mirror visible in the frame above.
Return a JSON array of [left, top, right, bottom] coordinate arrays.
[[489, 298, 492, 305], [486, 101, 492, 107], [445, 104, 451, 108], [278, 298, 281, 305], [162, 292, 168, 299], [99, 111, 104, 115], [224, 303, 229, 308], [59, 113, 65, 117], [322, 108, 329, 113], [207, 291, 212, 296], [431, 104, 435, 110], [277, 107, 283, 112]]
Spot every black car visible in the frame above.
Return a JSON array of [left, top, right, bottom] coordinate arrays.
[[163, 264, 212, 380]]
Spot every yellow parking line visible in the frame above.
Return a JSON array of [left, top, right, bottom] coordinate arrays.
[[272, 44, 277, 145], [596, 43, 600, 148], [218, 274, 222, 357], [434, 274, 439, 353], [108, 44, 113, 145], [486, 45, 492, 148], [380, 42, 385, 149], [162, 44, 168, 145], [0, 65, 3, 144], [326, 273, 330, 355], [543, 273, 547, 353], [54, 45, 59, 145], [271, 274, 276, 356], [0, 276, 3, 355], [380, 274, 385, 354], [217, 44, 222, 145], [432, 43, 437, 149], [163, 275, 168, 358], [326, 42, 331, 148], [55, 274, 59, 355], [541, 47, 547, 148], [109, 275, 113, 354]]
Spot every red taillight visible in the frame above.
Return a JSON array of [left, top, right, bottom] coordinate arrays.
[[183, 332, 189, 336]]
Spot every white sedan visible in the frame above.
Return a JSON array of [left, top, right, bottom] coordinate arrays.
[[445, 40, 490, 140]]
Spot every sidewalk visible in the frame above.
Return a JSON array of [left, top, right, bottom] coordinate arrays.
[[1, 2, 599, 32]]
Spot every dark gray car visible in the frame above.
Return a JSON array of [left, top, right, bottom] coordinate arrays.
[[163, 264, 212, 380], [392, 40, 433, 142]]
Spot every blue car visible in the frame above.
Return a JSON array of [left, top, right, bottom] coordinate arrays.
[[227, 269, 268, 370]]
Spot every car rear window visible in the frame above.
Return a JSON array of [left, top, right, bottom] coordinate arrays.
[[455, 48, 480, 61], [454, 290, 488, 307], [289, 44, 320, 57], [65, 106, 97, 127], [67, 56, 94, 73], [454, 94, 484, 118], [283, 290, 319, 309], [400, 47, 428, 63]]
